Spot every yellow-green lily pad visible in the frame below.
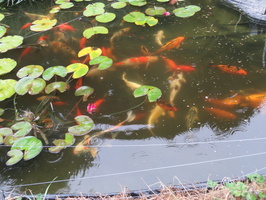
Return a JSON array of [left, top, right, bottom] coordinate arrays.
[[42, 66, 68, 81], [123, 11, 145, 23], [83, 26, 109, 39], [0, 108, 4, 116], [66, 63, 89, 79], [0, 79, 17, 101], [0, 35, 23, 53], [17, 65, 44, 78], [59, 2, 74, 9], [45, 82, 68, 94], [133, 85, 162, 102], [0, 128, 13, 144], [50, 6, 61, 14], [15, 77, 46, 95], [128, 0, 147, 6], [68, 115, 94, 136], [6, 149, 23, 166], [146, 16, 158, 26], [89, 56, 113, 70], [145, 7, 166, 16], [30, 18, 57, 32], [0, 13, 4, 21], [4, 135, 18, 145], [95, 12, 116, 23], [48, 133, 75, 153], [83, 3, 105, 17], [11, 121, 32, 137], [173, 5, 201, 18], [78, 47, 102, 59], [74, 86, 94, 102], [0, 26, 7, 38], [111, 2, 127, 9], [0, 58, 17, 76]]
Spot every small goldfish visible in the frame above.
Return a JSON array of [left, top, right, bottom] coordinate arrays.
[[75, 77, 83, 90], [168, 70, 186, 105], [209, 64, 247, 75], [122, 72, 141, 91], [154, 30, 165, 46], [55, 23, 77, 32], [52, 101, 67, 106], [161, 56, 195, 72], [156, 99, 177, 111], [87, 98, 105, 113], [79, 37, 87, 49], [204, 107, 237, 120], [19, 47, 34, 59], [114, 56, 158, 68], [21, 22, 32, 29], [110, 27, 131, 46], [185, 106, 199, 129], [152, 36, 185, 54], [76, 107, 82, 116]]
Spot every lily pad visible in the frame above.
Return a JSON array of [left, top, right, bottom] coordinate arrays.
[[89, 56, 113, 70], [45, 82, 68, 94], [4, 135, 18, 145], [83, 3, 105, 17], [0, 58, 17, 76], [6, 149, 23, 166], [68, 115, 94, 136], [50, 6, 61, 13], [0, 79, 17, 101], [65, 133, 75, 145], [133, 85, 162, 102], [0, 127, 13, 144], [123, 12, 145, 23], [0, 13, 4, 21], [83, 26, 109, 39], [15, 77, 46, 95], [146, 16, 159, 26], [145, 7, 166, 16], [0, 35, 23, 53], [78, 47, 102, 59], [16, 65, 44, 78], [55, 0, 68, 3], [42, 66, 68, 81], [59, 2, 74, 9], [11, 136, 43, 161], [30, 18, 57, 32], [128, 0, 147, 6], [173, 5, 201, 18], [157, 0, 169, 2], [75, 86, 94, 101], [95, 13, 116, 23], [111, 2, 127, 9], [48, 139, 66, 153], [0, 26, 7, 38], [66, 63, 89, 79], [11, 121, 32, 137]]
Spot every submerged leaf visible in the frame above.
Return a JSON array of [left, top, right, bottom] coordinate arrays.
[[68, 115, 94, 136], [66, 63, 89, 79], [0, 79, 17, 101], [45, 82, 68, 94], [75, 86, 94, 101], [16, 65, 44, 78], [0, 58, 17, 76], [42, 66, 68, 80]]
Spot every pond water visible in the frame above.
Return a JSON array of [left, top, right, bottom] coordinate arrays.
[[1, 0, 266, 196]]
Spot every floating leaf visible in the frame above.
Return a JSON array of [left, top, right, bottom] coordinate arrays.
[[4, 135, 18, 145], [50, 6, 61, 13], [59, 2, 74, 9], [157, 0, 169, 2], [48, 139, 66, 153], [89, 56, 113, 70], [123, 12, 145, 23], [16, 65, 44, 78], [75, 86, 94, 101], [45, 82, 68, 94], [0, 128, 13, 144], [128, 0, 147, 6], [78, 47, 102, 59], [0, 79, 17, 101], [65, 133, 75, 146], [0, 13, 4, 21], [6, 149, 23, 166], [146, 16, 159, 26], [30, 18, 57, 32], [95, 12, 116, 23], [68, 115, 94, 136], [173, 5, 201, 18], [0, 58, 17, 75], [83, 3, 105, 17], [15, 77, 46, 95], [0, 35, 23, 53], [133, 85, 162, 102], [111, 2, 127, 9], [42, 66, 68, 81], [11, 136, 43, 161], [55, 0, 68, 3], [83, 26, 108, 39], [11, 121, 32, 137], [0, 26, 7, 38], [66, 63, 89, 79], [145, 7, 166, 16]]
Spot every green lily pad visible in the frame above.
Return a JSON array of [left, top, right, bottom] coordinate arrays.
[[16, 65, 44, 78], [59, 2, 74, 9], [111, 2, 127, 9], [0, 58, 17, 76], [15, 77, 46, 95], [89, 56, 113, 70], [145, 7, 166, 16], [83, 26, 109, 39], [42, 66, 68, 81], [65, 133, 75, 145], [11, 136, 43, 161], [55, 0, 68, 4], [0, 35, 23, 53], [95, 13, 116, 23], [173, 5, 201, 18], [68, 115, 94, 136], [11, 121, 32, 137], [128, 0, 147, 6], [133, 85, 162, 102], [0, 108, 4, 116], [0, 127, 13, 144], [157, 0, 169, 2], [78, 47, 102, 59], [0, 13, 4, 21], [75, 86, 94, 101], [146, 16, 158, 26], [45, 82, 68, 94], [66, 63, 89, 79], [30, 18, 57, 32], [50, 6, 61, 13], [123, 12, 145, 23], [83, 3, 105, 17], [4, 135, 18, 145], [6, 149, 23, 166], [0, 26, 7, 38], [48, 139, 66, 153], [0, 79, 17, 101]]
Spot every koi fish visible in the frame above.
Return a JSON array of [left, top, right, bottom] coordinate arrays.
[[110, 27, 131, 46], [185, 106, 199, 129], [23, 11, 55, 20], [209, 64, 247, 75], [168, 70, 186, 105], [156, 99, 177, 111], [75, 77, 83, 90], [21, 22, 32, 29], [52, 101, 67, 106], [152, 36, 185, 55], [147, 104, 165, 134], [19, 47, 34, 59], [161, 56, 195, 72], [55, 23, 77, 32], [87, 98, 105, 113], [244, 92, 266, 108], [79, 37, 87, 49], [73, 135, 98, 157], [101, 46, 117, 61], [155, 30, 165, 46], [204, 107, 237, 120], [122, 72, 141, 91], [114, 56, 158, 68]]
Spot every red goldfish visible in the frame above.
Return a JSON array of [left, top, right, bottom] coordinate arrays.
[[21, 22, 32, 29], [156, 100, 177, 111], [55, 23, 77, 32], [152, 36, 185, 54], [161, 56, 195, 72], [209, 64, 247, 75], [52, 101, 67, 106], [75, 77, 83, 90], [79, 37, 87, 49], [204, 107, 237, 120], [76, 107, 82, 116], [87, 98, 105, 113], [114, 56, 158, 68], [101, 46, 117, 61], [19, 47, 34, 59]]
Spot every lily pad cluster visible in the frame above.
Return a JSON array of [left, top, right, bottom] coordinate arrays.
[[123, 11, 158, 26], [134, 85, 162, 102]]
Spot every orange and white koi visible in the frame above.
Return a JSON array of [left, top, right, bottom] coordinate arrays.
[[152, 36, 185, 54], [155, 30, 165, 46], [168, 70, 186, 105], [209, 64, 247, 75], [114, 56, 158, 68], [122, 72, 141, 91]]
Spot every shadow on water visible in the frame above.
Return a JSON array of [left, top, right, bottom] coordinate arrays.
[[1, 0, 266, 195]]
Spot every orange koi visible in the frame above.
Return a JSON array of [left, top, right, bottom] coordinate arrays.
[[79, 37, 87, 49], [156, 100, 177, 111], [21, 22, 32, 29], [114, 56, 158, 68], [152, 36, 185, 54], [75, 77, 83, 90], [209, 64, 247, 75], [52, 101, 67, 106], [161, 56, 195, 72], [205, 97, 238, 109], [204, 107, 237, 120], [56, 23, 77, 32], [19, 47, 34, 59], [244, 92, 266, 108], [87, 98, 105, 113]]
